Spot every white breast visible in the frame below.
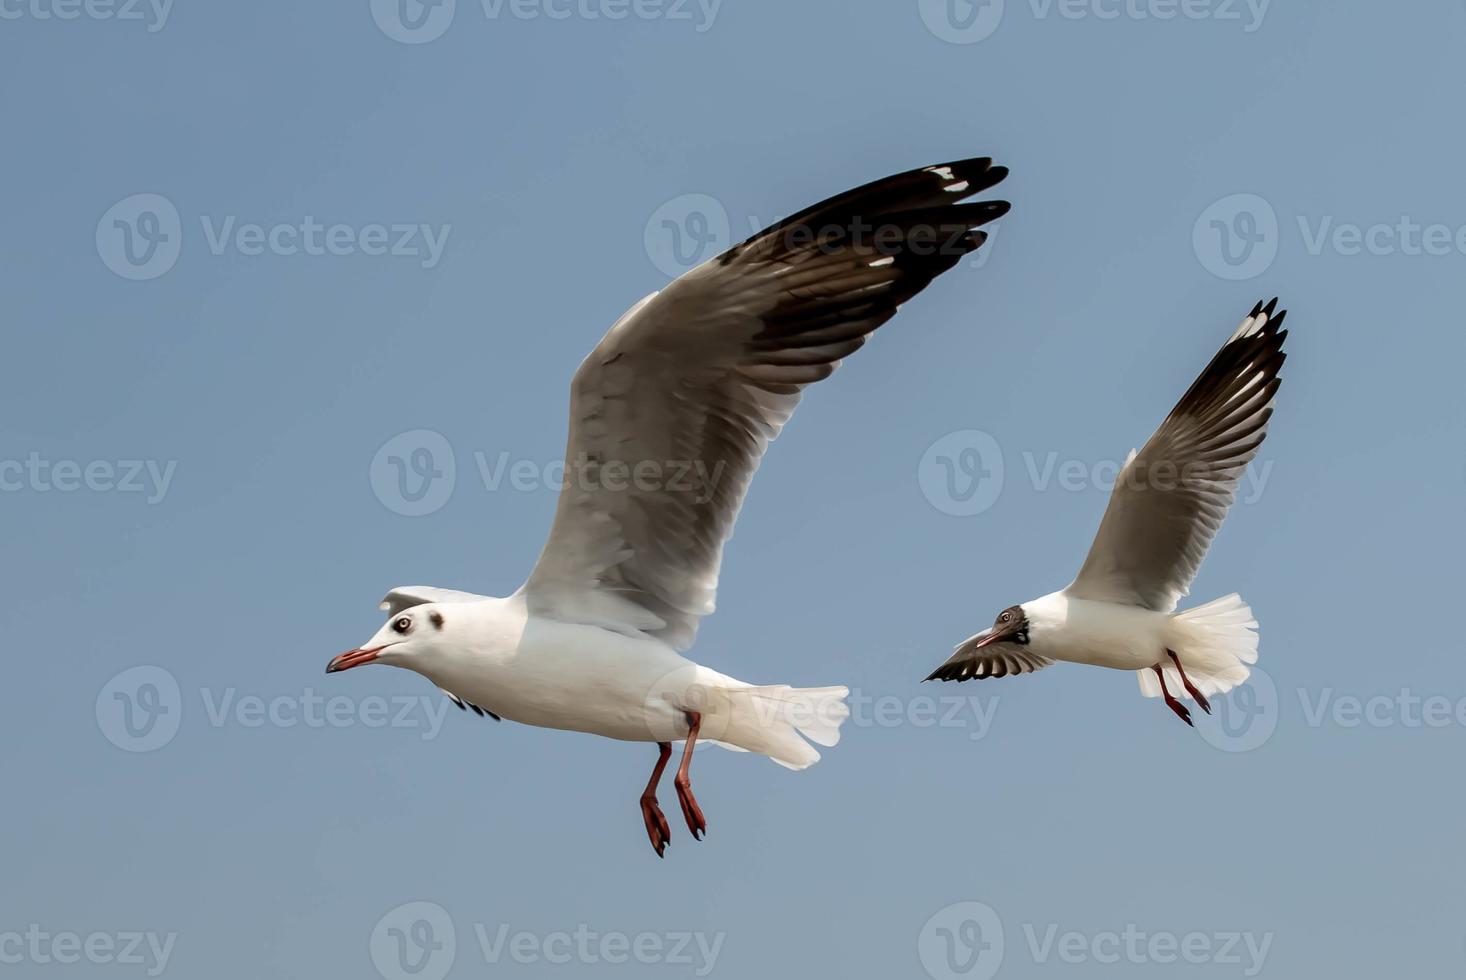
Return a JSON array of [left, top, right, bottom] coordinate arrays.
[[1027, 591, 1173, 671], [412, 597, 701, 743]]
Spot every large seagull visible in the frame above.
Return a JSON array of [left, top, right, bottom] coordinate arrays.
[[329, 158, 1010, 855]]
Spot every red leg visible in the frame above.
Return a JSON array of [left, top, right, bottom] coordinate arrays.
[[639, 741, 673, 858], [1152, 664, 1193, 727], [673, 711, 707, 840], [1167, 650, 1211, 714]]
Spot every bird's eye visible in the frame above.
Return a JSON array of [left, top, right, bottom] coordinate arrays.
[[393, 617, 412, 634], [1000, 612, 1011, 623]]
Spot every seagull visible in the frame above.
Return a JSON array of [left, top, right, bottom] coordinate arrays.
[[925, 299, 1287, 727], [328, 158, 1010, 855]]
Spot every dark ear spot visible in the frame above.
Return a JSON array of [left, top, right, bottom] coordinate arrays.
[[429, 610, 445, 631]]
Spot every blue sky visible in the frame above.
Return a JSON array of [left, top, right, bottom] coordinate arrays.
[[3, 1, 1466, 977]]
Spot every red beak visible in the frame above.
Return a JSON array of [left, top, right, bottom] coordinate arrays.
[[326, 645, 386, 674], [970, 629, 1002, 650]]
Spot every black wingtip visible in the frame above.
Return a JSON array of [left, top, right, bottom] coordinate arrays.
[[1262, 296, 1279, 316], [924, 664, 963, 683]]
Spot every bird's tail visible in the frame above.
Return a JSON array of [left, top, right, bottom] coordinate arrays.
[[1138, 594, 1259, 700], [707, 683, 850, 771]]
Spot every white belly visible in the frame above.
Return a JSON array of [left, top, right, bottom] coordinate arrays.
[[1030, 594, 1173, 671], [419, 616, 715, 743]]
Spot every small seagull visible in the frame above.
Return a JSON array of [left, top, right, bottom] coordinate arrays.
[[925, 299, 1288, 727], [328, 158, 1010, 854]]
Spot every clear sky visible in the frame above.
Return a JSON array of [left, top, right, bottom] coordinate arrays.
[[4, 1, 1466, 978]]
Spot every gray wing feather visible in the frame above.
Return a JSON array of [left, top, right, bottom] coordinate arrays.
[[925, 638, 1054, 682], [521, 159, 1010, 649], [1066, 300, 1288, 612]]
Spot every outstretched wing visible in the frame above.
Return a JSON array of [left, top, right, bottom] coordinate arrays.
[[925, 636, 1054, 683], [521, 159, 1010, 649], [1066, 300, 1288, 613], [379, 586, 487, 618]]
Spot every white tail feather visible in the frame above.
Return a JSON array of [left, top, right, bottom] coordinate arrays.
[[709, 684, 850, 770], [1139, 594, 1259, 700]]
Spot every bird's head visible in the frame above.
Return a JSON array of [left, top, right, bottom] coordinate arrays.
[[923, 602, 1038, 682], [326, 605, 450, 674], [966, 604, 1032, 650]]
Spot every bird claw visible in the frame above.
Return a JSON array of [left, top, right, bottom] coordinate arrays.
[[674, 777, 707, 840], [1166, 651, 1211, 716], [1164, 696, 1193, 728], [640, 795, 672, 858]]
